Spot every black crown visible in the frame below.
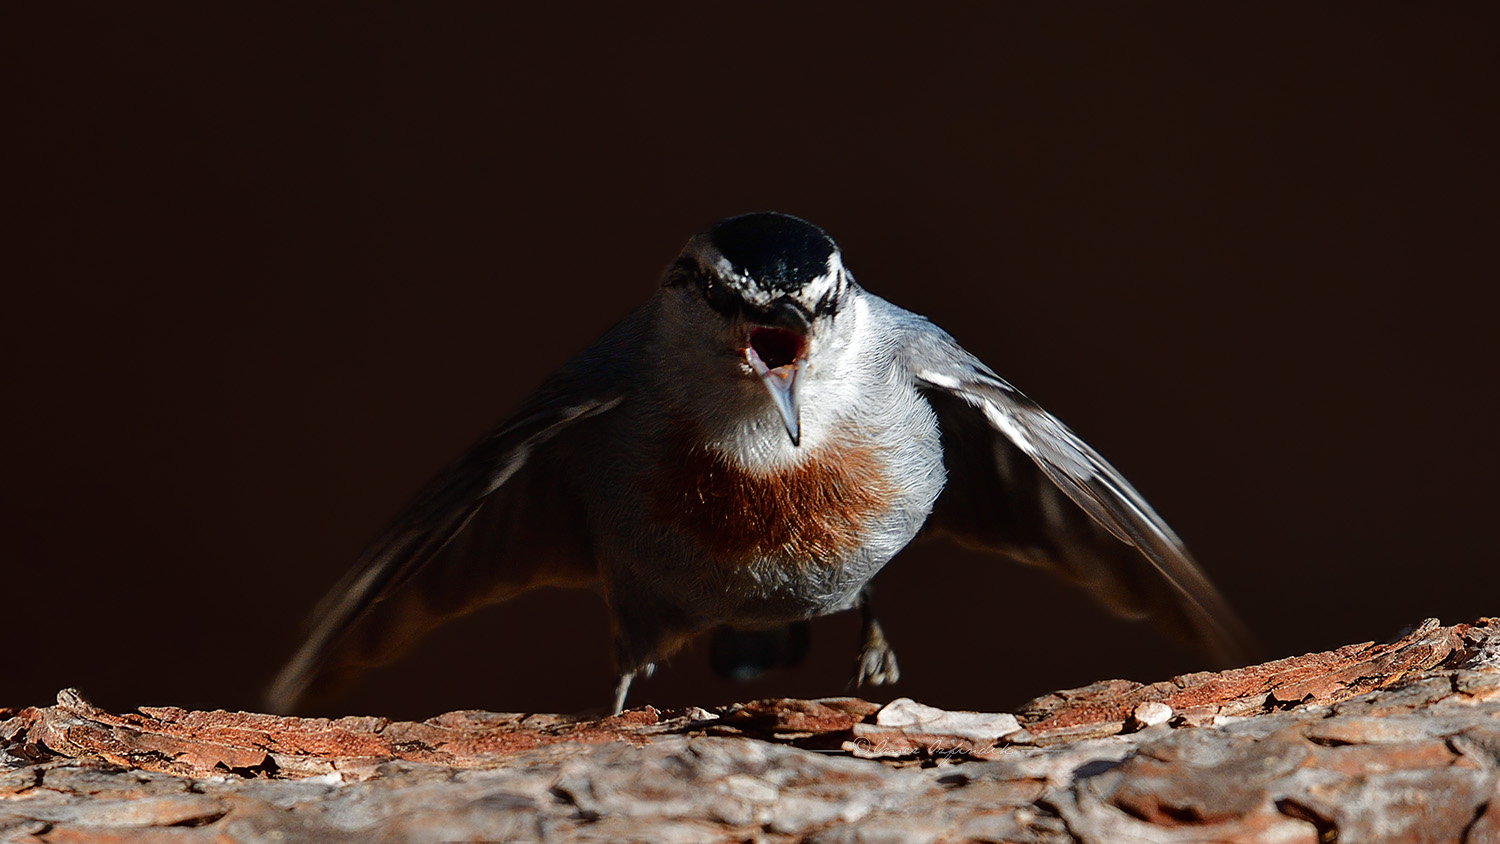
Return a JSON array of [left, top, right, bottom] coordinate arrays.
[[707, 212, 838, 293]]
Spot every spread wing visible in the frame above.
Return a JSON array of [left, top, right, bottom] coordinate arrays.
[[899, 314, 1256, 666], [266, 321, 638, 713]]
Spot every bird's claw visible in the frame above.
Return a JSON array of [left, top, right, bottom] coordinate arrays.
[[850, 620, 901, 688]]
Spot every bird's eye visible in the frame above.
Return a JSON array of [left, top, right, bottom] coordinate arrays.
[[700, 274, 739, 317], [664, 257, 698, 288]]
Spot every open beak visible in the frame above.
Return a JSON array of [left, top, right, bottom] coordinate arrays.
[[746, 325, 807, 446]]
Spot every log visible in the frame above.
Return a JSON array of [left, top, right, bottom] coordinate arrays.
[[3, 618, 1498, 843]]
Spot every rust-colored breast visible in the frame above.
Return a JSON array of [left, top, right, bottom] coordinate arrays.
[[653, 427, 895, 566]]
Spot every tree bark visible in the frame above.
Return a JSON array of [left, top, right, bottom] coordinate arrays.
[[4, 618, 1498, 843]]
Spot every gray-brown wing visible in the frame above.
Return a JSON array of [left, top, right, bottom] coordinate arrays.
[[900, 317, 1256, 667], [266, 351, 631, 714]]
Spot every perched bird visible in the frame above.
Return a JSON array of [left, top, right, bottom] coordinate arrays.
[[268, 212, 1254, 715]]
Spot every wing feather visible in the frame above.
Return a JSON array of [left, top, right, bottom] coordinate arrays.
[[902, 319, 1256, 666], [266, 394, 622, 713], [263, 293, 651, 714]]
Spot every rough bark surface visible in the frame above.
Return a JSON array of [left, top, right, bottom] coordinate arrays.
[[4, 618, 1499, 843]]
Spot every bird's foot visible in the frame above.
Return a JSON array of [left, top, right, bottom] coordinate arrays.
[[850, 619, 901, 688], [609, 662, 656, 715]]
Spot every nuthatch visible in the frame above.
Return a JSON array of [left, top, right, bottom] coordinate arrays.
[[268, 212, 1254, 714]]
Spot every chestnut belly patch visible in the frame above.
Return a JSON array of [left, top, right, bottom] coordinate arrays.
[[653, 435, 895, 566]]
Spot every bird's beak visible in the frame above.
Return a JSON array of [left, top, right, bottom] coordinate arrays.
[[746, 325, 807, 446]]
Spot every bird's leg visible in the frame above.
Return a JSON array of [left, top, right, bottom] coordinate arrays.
[[609, 662, 655, 715], [851, 587, 900, 688], [609, 670, 634, 716]]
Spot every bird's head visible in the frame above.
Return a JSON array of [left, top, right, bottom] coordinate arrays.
[[659, 212, 858, 448]]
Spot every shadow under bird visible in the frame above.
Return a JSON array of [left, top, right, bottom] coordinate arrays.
[[268, 212, 1255, 714]]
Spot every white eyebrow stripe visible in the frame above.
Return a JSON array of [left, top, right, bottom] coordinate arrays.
[[710, 254, 740, 280], [825, 250, 845, 277], [793, 251, 846, 310], [692, 240, 844, 312]]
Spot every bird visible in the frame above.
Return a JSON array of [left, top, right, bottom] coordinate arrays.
[[267, 211, 1255, 715]]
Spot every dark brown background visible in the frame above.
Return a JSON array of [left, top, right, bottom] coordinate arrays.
[[6, 5, 1497, 719]]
